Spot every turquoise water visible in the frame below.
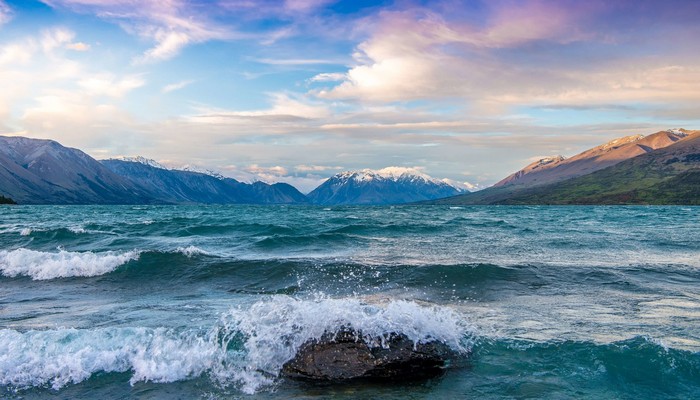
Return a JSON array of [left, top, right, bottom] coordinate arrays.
[[1, 205, 699, 399]]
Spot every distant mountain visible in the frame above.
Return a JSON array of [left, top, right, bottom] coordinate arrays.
[[178, 164, 226, 180], [101, 159, 308, 204], [494, 129, 691, 188], [0, 136, 150, 204], [496, 130, 700, 205], [430, 129, 700, 205], [307, 167, 466, 205], [0, 136, 309, 205]]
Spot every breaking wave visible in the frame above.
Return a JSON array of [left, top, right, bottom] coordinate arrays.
[[0, 297, 472, 394], [0, 249, 141, 280]]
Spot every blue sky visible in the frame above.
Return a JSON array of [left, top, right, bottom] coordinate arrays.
[[1, 0, 699, 192]]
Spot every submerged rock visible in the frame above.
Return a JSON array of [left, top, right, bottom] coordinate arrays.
[[281, 327, 456, 382]]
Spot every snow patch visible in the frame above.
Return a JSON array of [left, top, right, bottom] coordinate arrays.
[[111, 156, 167, 170], [178, 165, 226, 180], [331, 166, 463, 190]]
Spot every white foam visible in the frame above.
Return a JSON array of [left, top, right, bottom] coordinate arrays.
[[19, 228, 32, 236], [176, 246, 209, 258], [219, 296, 473, 393], [0, 297, 472, 394], [0, 248, 140, 280], [0, 327, 220, 390], [68, 226, 87, 234]]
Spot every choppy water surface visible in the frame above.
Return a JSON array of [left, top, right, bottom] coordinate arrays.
[[1, 205, 699, 399]]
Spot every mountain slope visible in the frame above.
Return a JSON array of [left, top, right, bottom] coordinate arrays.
[[494, 129, 692, 188], [499, 131, 700, 205], [307, 167, 465, 205], [101, 159, 308, 204], [0, 136, 151, 204], [432, 131, 700, 205]]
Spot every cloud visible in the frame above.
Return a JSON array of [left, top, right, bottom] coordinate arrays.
[[40, 27, 75, 53], [220, 0, 334, 16], [78, 74, 145, 97], [245, 164, 289, 177], [309, 72, 346, 82], [66, 42, 91, 51], [191, 93, 330, 124], [0, 1, 12, 25], [42, 0, 236, 63], [0, 27, 145, 150], [162, 79, 194, 93], [316, 1, 700, 110], [284, 0, 334, 13], [295, 164, 343, 172]]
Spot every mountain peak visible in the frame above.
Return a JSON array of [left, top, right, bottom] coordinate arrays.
[[336, 167, 445, 185], [666, 128, 691, 137], [309, 167, 466, 205], [177, 165, 226, 180], [599, 134, 645, 151], [111, 156, 167, 170]]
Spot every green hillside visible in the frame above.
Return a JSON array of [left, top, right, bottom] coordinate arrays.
[[431, 133, 700, 205]]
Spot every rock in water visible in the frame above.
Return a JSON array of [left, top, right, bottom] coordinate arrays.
[[281, 328, 455, 381]]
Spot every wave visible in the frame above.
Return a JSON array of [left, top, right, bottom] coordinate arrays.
[[0, 297, 471, 394], [472, 336, 700, 399], [0, 249, 141, 280], [2, 297, 698, 397]]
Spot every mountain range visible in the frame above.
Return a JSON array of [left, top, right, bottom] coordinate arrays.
[[1, 128, 698, 205], [0, 136, 310, 205], [430, 128, 700, 205], [0, 136, 466, 205]]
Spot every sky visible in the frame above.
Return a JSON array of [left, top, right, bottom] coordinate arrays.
[[1, 0, 699, 192]]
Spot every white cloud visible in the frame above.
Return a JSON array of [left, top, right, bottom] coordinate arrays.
[[315, 6, 700, 111], [0, 43, 32, 65], [309, 72, 346, 82], [162, 79, 194, 93], [40, 27, 75, 52], [295, 164, 343, 172], [191, 93, 330, 124], [219, 163, 329, 193], [245, 164, 289, 177], [42, 0, 235, 63], [78, 74, 145, 97]]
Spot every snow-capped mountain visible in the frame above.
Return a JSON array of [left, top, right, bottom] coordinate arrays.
[[178, 165, 226, 180], [112, 156, 167, 170], [307, 167, 467, 205]]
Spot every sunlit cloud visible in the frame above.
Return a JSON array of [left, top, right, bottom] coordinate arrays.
[[78, 74, 144, 97], [66, 41, 91, 51]]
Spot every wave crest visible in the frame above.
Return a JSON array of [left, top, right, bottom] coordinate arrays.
[[0, 249, 140, 280], [220, 296, 472, 393], [0, 298, 471, 394]]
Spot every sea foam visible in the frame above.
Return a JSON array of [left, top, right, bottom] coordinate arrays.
[[219, 296, 473, 393], [0, 297, 471, 394], [0, 327, 219, 390], [0, 248, 140, 280]]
